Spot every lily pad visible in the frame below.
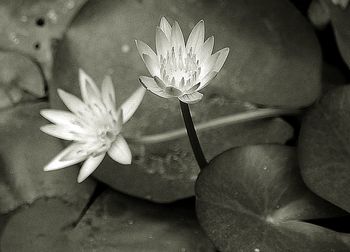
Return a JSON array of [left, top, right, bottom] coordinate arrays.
[[0, 102, 95, 213], [299, 85, 350, 213], [1, 198, 81, 252], [92, 114, 292, 203], [51, 0, 321, 106], [0, 51, 45, 109], [0, 0, 87, 79], [1, 191, 215, 252], [195, 144, 350, 252], [50, 0, 296, 203], [70, 190, 214, 252]]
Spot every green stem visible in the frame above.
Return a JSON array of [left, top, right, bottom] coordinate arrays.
[[179, 101, 208, 170], [128, 107, 301, 144]]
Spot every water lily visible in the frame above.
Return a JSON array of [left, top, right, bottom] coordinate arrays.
[[40, 69, 145, 183], [136, 17, 229, 104]]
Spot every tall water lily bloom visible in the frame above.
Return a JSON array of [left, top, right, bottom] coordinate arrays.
[[136, 17, 229, 104], [40, 69, 145, 183]]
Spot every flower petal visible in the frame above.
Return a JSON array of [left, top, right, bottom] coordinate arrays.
[[154, 76, 167, 89], [44, 143, 88, 171], [198, 71, 218, 90], [108, 135, 132, 165], [101, 75, 116, 109], [165, 86, 183, 96], [79, 69, 101, 102], [200, 52, 220, 79], [139, 76, 173, 98], [57, 89, 92, 120], [143, 54, 160, 77], [171, 21, 186, 52], [77, 153, 105, 183], [79, 70, 107, 117], [40, 124, 83, 141], [40, 109, 83, 130], [178, 92, 203, 104], [186, 83, 201, 93], [135, 40, 158, 63], [57, 89, 95, 123], [212, 47, 230, 72], [120, 87, 146, 123], [199, 36, 214, 64], [186, 20, 205, 55], [160, 17, 172, 40], [156, 27, 171, 57]]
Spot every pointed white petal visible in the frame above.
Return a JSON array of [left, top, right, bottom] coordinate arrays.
[[40, 124, 83, 141], [171, 21, 186, 52], [79, 69, 101, 102], [135, 40, 158, 63], [77, 153, 105, 183], [40, 109, 83, 129], [139, 76, 161, 90], [139, 76, 173, 98], [178, 92, 203, 104], [156, 27, 171, 57], [108, 135, 132, 165], [198, 71, 218, 90], [200, 52, 220, 79], [143, 54, 160, 77], [120, 87, 146, 123], [79, 70, 106, 117], [186, 83, 201, 93], [160, 17, 172, 39], [165, 86, 183, 96], [101, 75, 116, 111], [44, 143, 88, 171], [199, 36, 214, 63], [114, 109, 124, 132], [213, 47, 230, 72], [186, 20, 205, 55], [57, 89, 91, 118], [154, 76, 167, 89]]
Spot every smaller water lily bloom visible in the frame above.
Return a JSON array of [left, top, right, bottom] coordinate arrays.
[[136, 17, 229, 104], [40, 69, 146, 183]]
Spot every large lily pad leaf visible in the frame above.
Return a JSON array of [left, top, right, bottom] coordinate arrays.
[[70, 190, 214, 252], [51, 0, 321, 108], [1, 199, 81, 252], [0, 0, 87, 79], [92, 106, 293, 203], [299, 85, 350, 213], [50, 0, 296, 203], [0, 102, 95, 213], [195, 145, 350, 252], [1, 191, 215, 252], [0, 51, 45, 109]]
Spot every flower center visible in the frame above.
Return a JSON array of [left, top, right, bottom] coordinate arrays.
[[160, 47, 201, 90], [97, 127, 118, 147]]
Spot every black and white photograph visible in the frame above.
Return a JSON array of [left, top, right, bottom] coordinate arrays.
[[0, 0, 350, 251]]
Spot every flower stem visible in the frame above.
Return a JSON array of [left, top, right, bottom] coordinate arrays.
[[179, 101, 208, 170]]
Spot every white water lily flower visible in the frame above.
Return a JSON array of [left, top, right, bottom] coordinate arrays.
[[136, 17, 229, 104], [40, 69, 145, 183]]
